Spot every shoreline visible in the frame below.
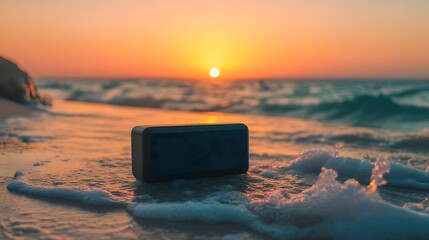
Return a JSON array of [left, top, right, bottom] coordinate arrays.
[[1, 97, 429, 239], [0, 98, 39, 176], [0, 98, 36, 119]]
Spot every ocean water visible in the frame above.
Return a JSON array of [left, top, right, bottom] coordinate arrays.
[[2, 79, 429, 239], [38, 79, 429, 131]]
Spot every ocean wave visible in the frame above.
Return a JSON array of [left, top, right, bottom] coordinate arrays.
[[388, 87, 429, 98], [38, 79, 429, 130], [283, 129, 429, 153], [288, 149, 429, 190], [389, 130, 429, 152], [306, 94, 429, 122], [260, 94, 429, 128], [81, 93, 429, 127]]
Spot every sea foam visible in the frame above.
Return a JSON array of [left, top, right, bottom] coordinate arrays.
[[6, 149, 429, 239], [7, 171, 123, 206], [128, 167, 429, 239], [289, 149, 429, 190]]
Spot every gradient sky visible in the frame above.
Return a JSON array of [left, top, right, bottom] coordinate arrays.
[[1, 0, 428, 80]]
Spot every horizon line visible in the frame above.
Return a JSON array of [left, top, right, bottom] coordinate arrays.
[[35, 76, 429, 81]]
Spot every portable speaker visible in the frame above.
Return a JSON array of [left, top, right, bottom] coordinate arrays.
[[131, 123, 249, 183]]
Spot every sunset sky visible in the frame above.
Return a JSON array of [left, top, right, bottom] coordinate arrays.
[[1, 0, 428, 80]]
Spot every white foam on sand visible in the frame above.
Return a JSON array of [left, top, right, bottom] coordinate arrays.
[[127, 201, 256, 223], [127, 193, 298, 239], [128, 167, 429, 239], [289, 148, 429, 190], [7, 171, 123, 206], [6, 149, 429, 239]]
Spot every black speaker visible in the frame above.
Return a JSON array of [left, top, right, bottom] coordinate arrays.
[[131, 123, 249, 183]]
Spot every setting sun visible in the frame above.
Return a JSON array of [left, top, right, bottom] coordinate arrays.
[[209, 68, 220, 78]]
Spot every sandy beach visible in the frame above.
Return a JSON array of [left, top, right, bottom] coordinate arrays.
[[1, 100, 276, 239]]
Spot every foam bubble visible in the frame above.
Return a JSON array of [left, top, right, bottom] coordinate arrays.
[[288, 148, 334, 172]]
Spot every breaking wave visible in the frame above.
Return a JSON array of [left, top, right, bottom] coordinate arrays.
[[288, 149, 429, 190], [305, 95, 429, 123]]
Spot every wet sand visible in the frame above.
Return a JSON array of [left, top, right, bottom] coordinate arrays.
[[1, 99, 429, 239], [0, 98, 35, 119], [0, 98, 39, 176], [0, 100, 268, 239]]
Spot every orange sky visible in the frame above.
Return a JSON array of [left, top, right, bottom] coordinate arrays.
[[1, 0, 428, 80]]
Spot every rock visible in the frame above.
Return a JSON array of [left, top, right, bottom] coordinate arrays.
[[0, 56, 51, 106]]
